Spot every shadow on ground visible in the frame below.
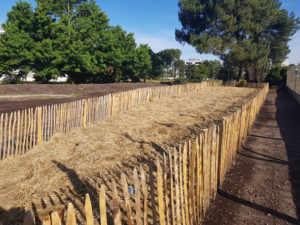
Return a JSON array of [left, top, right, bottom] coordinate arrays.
[[275, 89, 300, 220]]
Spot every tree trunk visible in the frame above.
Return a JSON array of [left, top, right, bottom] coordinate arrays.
[[254, 68, 259, 82], [237, 67, 243, 81]]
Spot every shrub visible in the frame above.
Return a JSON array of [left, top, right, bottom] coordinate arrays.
[[265, 66, 288, 88]]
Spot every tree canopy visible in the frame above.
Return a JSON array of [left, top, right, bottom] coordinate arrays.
[[176, 0, 300, 82], [157, 49, 182, 78], [0, 0, 152, 83]]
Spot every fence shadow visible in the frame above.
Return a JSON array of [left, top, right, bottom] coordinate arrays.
[[52, 160, 115, 224], [275, 89, 300, 221], [0, 206, 26, 225], [238, 146, 289, 165], [218, 189, 299, 224]]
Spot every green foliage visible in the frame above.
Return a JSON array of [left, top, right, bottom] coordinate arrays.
[[235, 79, 247, 87], [185, 64, 208, 81], [203, 60, 222, 78], [149, 49, 164, 79], [176, 0, 300, 82], [174, 59, 186, 78], [265, 66, 288, 88], [0, 0, 152, 83], [133, 45, 152, 82], [157, 49, 182, 78]]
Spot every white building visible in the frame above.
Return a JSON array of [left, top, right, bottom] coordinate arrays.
[[0, 71, 68, 82], [184, 58, 203, 65], [282, 59, 289, 67]]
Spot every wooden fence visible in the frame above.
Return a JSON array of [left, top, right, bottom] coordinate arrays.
[[0, 81, 223, 160], [287, 64, 300, 103], [23, 84, 269, 225]]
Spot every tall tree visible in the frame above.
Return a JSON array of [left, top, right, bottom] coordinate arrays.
[[148, 48, 164, 79], [203, 60, 221, 79], [176, 0, 299, 81], [0, 0, 152, 83], [174, 59, 186, 78], [157, 49, 181, 78]]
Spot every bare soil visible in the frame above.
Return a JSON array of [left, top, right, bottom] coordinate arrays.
[[0, 82, 165, 113], [0, 87, 257, 224], [202, 89, 300, 225]]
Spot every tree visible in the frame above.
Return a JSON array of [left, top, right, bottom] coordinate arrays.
[[265, 65, 288, 88], [0, 0, 152, 83], [0, 1, 35, 81], [185, 64, 208, 81], [203, 60, 221, 79], [133, 44, 152, 82], [174, 59, 186, 78], [176, 0, 299, 82], [157, 49, 181, 78], [148, 49, 164, 79]]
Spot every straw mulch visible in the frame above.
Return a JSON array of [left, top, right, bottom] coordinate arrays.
[[0, 86, 258, 224]]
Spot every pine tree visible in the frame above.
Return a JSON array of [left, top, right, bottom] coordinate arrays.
[[176, 0, 300, 81]]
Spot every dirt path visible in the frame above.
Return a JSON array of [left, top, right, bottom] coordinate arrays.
[[202, 89, 300, 224]]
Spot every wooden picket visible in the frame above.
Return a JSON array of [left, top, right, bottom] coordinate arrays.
[[140, 166, 148, 225], [22, 83, 268, 225], [121, 173, 134, 225], [0, 81, 226, 160], [134, 168, 142, 225], [100, 186, 108, 225], [163, 154, 170, 225], [0, 83, 269, 225], [287, 63, 300, 104]]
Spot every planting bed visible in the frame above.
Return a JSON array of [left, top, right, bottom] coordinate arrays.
[[0, 82, 164, 113], [0, 86, 258, 224]]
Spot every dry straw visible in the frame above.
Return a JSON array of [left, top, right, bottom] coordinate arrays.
[[0, 83, 269, 224], [22, 83, 269, 225], [0, 82, 223, 160]]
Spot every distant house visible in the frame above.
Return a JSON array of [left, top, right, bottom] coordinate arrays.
[[0, 28, 4, 35], [184, 58, 203, 65], [0, 71, 68, 83], [281, 59, 289, 67]]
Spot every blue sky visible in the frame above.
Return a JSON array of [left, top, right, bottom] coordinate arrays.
[[1, 0, 300, 63]]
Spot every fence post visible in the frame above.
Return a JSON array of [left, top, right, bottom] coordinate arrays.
[[85, 194, 93, 225], [82, 100, 87, 128], [23, 210, 35, 225], [37, 107, 43, 145], [66, 203, 76, 225], [156, 157, 166, 225], [99, 186, 108, 225]]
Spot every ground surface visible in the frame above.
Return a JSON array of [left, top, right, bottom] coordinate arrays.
[[0, 83, 164, 113], [202, 89, 300, 225], [0, 86, 257, 224]]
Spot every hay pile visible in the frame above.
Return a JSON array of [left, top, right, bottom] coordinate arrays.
[[0, 86, 258, 224]]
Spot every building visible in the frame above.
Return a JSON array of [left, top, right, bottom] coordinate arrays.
[[184, 58, 203, 65], [0, 71, 68, 82], [282, 59, 289, 67]]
